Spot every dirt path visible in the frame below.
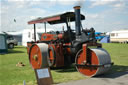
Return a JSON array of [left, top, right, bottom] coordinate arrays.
[[57, 71, 128, 85]]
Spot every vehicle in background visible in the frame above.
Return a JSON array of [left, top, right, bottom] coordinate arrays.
[[110, 30, 128, 43], [7, 35, 18, 49]]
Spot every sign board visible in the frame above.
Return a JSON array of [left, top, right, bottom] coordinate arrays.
[[35, 68, 53, 85], [37, 68, 50, 79]]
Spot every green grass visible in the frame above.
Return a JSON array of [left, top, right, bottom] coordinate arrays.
[[0, 43, 128, 85], [102, 43, 128, 73], [0, 47, 36, 85], [0, 46, 85, 85]]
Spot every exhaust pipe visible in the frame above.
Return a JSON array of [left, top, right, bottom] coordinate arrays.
[[74, 6, 81, 36]]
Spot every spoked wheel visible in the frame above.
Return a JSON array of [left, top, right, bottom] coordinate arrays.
[[75, 48, 112, 77]]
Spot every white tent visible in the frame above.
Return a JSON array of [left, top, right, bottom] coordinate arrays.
[[6, 31, 22, 35], [22, 28, 52, 46]]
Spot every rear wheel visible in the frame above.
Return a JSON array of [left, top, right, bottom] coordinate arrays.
[[48, 46, 56, 67]]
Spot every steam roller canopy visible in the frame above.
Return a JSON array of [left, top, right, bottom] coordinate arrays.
[[29, 43, 49, 69], [76, 48, 112, 77]]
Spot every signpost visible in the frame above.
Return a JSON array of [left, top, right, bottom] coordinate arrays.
[[35, 68, 53, 85]]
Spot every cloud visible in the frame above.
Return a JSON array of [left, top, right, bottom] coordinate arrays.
[[83, 5, 128, 32], [1, 0, 128, 32], [6, 0, 56, 9], [0, 0, 83, 32], [1, 5, 8, 14], [86, 13, 99, 19], [112, 2, 126, 9], [55, 0, 86, 6], [91, 0, 111, 7], [0, 0, 48, 32], [90, 0, 125, 8], [113, 3, 123, 7], [6, 0, 85, 7]]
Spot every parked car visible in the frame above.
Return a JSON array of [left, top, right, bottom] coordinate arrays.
[[7, 35, 18, 49]]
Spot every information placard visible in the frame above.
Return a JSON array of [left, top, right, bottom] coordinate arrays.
[[37, 68, 50, 79]]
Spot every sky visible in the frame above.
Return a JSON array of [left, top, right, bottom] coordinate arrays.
[[0, 0, 128, 32]]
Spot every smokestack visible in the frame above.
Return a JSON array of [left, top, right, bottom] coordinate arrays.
[[74, 6, 81, 36]]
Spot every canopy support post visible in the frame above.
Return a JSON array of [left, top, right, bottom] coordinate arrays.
[[44, 22, 46, 33], [34, 24, 36, 42]]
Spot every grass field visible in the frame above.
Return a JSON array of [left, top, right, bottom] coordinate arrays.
[[0, 43, 128, 85]]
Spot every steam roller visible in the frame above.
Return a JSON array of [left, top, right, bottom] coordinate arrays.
[[27, 6, 113, 77]]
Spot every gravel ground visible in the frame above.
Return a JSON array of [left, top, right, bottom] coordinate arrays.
[[57, 71, 128, 85]]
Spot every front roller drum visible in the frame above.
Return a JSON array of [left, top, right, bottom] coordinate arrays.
[[75, 48, 112, 77], [29, 43, 49, 69]]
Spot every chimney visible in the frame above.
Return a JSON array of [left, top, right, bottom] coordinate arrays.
[[74, 6, 81, 36]]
